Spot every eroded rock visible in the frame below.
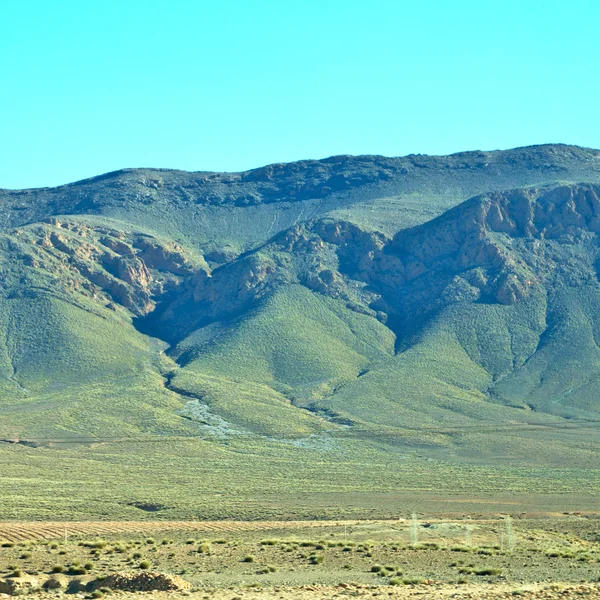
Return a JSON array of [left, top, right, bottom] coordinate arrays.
[[98, 571, 191, 592]]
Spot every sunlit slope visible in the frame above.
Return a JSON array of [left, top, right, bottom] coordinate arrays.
[[167, 285, 395, 435], [0, 221, 202, 439]]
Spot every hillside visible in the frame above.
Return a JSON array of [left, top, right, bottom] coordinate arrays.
[[1, 144, 600, 520]]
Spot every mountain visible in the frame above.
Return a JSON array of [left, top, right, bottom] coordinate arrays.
[[1, 144, 600, 520]]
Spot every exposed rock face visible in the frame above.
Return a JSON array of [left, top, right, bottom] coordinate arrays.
[[1, 218, 209, 317]]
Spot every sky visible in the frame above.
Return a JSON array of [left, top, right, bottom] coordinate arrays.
[[1, 0, 599, 189]]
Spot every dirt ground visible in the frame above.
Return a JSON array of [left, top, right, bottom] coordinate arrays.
[[0, 517, 598, 597]]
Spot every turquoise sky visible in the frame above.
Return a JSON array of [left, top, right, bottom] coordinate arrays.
[[1, 0, 598, 189]]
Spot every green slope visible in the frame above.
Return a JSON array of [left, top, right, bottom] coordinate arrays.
[[1, 149, 600, 519], [168, 285, 395, 436]]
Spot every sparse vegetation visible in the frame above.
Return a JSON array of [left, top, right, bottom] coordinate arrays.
[[0, 518, 596, 594]]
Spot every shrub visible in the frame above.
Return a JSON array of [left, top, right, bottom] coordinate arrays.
[[309, 554, 324, 564], [51, 565, 64, 573], [198, 542, 211, 554], [11, 569, 23, 578], [84, 562, 95, 570], [256, 565, 277, 574], [242, 555, 255, 563], [139, 560, 151, 569], [389, 577, 402, 585], [82, 540, 106, 549], [91, 592, 104, 599], [371, 565, 383, 573], [146, 538, 155, 545], [70, 567, 88, 575], [475, 568, 502, 576]]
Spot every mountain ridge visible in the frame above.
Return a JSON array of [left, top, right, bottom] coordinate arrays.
[[2, 144, 600, 255], [1, 145, 600, 485], [4, 142, 598, 193]]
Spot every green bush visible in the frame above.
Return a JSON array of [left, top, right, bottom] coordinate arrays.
[[475, 568, 502, 576]]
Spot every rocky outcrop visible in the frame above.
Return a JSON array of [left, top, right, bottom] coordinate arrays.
[[163, 183, 600, 341], [99, 571, 191, 592], [4, 219, 209, 317]]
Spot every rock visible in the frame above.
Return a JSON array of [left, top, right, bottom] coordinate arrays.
[[0, 574, 40, 595], [99, 571, 191, 592], [43, 573, 70, 590], [66, 577, 92, 594]]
